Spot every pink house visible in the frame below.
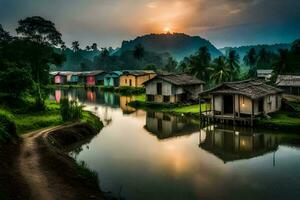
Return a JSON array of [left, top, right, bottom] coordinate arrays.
[[86, 75, 96, 86], [54, 74, 64, 84]]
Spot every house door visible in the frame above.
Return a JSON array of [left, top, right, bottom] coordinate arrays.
[[129, 79, 132, 86], [223, 95, 234, 114]]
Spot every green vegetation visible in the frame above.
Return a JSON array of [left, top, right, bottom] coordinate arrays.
[[75, 160, 99, 187], [258, 111, 300, 130], [129, 95, 208, 116], [0, 109, 17, 141], [60, 98, 83, 122]]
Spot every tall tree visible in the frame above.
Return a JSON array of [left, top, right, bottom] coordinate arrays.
[[273, 48, 289, 75], [16, 16, 63, 46], [164, 57, 178, 72], [227, 49, 240, 80], [100, 48, 110, 58], [256, 48, 272, 69], [91, 43, 98, 51], [72, 41, 80, 52], [187, 46, 211, 81], [133, 43, 145, 60], [243, 48, 257, 78], [15, 16, 65, 107], [0, 24, 12, 42], [85, 45, 91, 51], [210, 56, 231, 85]]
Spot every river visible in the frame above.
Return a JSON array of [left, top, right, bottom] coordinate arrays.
[[49, 88, 300, 200]]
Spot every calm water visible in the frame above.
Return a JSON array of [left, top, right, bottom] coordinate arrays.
[[50, 88, 300, 200]]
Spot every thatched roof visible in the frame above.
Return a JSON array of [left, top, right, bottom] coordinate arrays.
[[200, 80, 282, 99], [143, 74, 204, 86], [276, 75, 300, 87]]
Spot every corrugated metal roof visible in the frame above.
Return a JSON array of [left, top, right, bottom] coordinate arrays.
[[276, 75, 300, 87]]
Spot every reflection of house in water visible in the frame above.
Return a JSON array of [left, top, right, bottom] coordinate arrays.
[[119, 96, 136, 114], [86, 90, 96, 102], [199, 126, 280, 163], [145, 112, 199, 139]]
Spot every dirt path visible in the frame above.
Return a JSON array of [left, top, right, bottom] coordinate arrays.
[[16, 126, 107, 200]]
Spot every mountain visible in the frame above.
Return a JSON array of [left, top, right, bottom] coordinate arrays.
[[115, 33, 222, 60], [219, 43, 292, 59], [53, 48, 100, 71]]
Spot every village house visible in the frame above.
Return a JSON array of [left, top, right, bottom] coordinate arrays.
[[143, 74, 205, 103], [104, 71, 123, 87], [86, 70, 107, 86], [119, 70, 156, 87], [257, 69, 273, 81], [199, 80, 283, 126], [51, 72, 67, 84], [276, 75, 300, 96]]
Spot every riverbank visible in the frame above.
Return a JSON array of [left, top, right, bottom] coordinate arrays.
[[0, 122, 110, 200], [47, 84, 145, 95], [129, 96, 300, 130], [0, 114, 112, 200]]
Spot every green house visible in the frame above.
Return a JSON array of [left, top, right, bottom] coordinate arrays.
[[104, 71, 123, 87]]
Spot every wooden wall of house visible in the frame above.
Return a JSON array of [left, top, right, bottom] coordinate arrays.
[[213, 94, 282, 115], [263, 94, 281, 114], [145, 79, 184, 96]]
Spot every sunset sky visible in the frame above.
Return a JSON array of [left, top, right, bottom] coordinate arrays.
[[0, 0, 300, 48]]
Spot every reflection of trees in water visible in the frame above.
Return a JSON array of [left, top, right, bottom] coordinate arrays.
[[145, 111, 199, 139], [199, 125, 300, 163]]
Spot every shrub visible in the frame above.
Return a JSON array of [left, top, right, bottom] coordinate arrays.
[[0, 110, 17, 141], [60, 98, 83, 122]]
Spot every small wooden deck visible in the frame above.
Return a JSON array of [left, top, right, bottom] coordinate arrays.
[[200, 110, 254, 127]]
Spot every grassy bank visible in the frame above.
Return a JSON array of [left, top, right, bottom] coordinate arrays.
[[128, 95, 207, 116], [257, 111, 300, 130], [0, 98, 102, 136]]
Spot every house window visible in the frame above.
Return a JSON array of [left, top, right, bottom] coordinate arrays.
[[163, 96, 170, 103], [129, 79, 132, 86], [276, 96, 279, 109], [125, 79, 127, 84], [157, 83, 162, 95], [147, 95, 155, 102]]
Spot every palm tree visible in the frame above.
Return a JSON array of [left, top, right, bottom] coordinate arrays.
[[164, 57, 178, 72], [187, 47, 211, 81], [91, 43, 98, 51], [100, 48, 109, 58], [85, 45, 91, 51], [210, 56, 231, 85], [256, 48, 272, 69], [243, 48, 257, 78], [227, 49, 240, 80], [133, 43, 145, 60], [71, 41, 80, 52], [273, 48, 289, 75]]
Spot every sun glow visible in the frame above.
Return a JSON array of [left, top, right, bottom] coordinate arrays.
[[164, 27, 172, 33]]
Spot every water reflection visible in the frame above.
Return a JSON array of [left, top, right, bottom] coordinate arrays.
[[49, 88, 300, 200], [199, 126, 281, 163], [145, 111, 199, 139]]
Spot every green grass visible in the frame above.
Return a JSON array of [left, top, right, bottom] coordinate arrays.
[[75, 160, 99, 187], [129, 95, 209, 115], [258, 111, 300, 129]]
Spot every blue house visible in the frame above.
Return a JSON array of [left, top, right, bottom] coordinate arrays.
[[104, 71, 123, 87]]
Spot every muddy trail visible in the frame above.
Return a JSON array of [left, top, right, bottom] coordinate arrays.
[[1, 125, 109, 200]]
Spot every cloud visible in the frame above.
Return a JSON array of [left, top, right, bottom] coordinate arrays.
[[0, 0, 299, 48]]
